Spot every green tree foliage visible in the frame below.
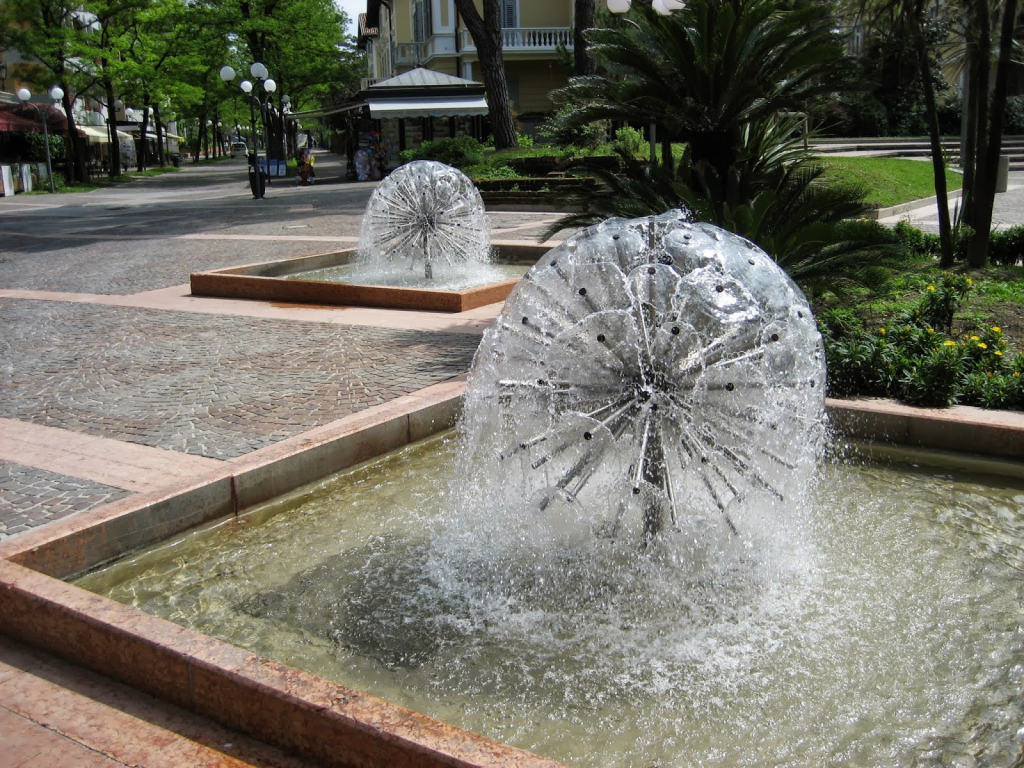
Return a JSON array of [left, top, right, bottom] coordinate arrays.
[[543, 0, 899, 297]]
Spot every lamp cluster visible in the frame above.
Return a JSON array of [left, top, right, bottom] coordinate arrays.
[[15, 86, 65, 193], [607, 0, 685, 14]]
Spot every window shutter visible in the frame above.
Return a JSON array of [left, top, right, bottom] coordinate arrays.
[[501, 0, 516, 28], [413, 2, 425, 42]]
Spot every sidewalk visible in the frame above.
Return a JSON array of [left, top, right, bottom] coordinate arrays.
[[875, 169, 1024, 233]]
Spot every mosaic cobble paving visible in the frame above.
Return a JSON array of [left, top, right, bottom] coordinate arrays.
[[0, 461, 131, 540], [0, 299, 480, 460], [0, 234, 339, 295]]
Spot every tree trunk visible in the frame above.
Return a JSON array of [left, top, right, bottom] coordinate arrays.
[[574, 0, 597, 76], [963, 0, 990, 255], [968, 0, 1018, 268], [138, 104, 151, 172], [103, 77, 121, 178], [153, 105, 166, 167], [914, 16, 954, 267], [60, 90, 86, 184], [453, 0, 519, 149]]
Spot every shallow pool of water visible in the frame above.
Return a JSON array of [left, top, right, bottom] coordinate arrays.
[[287, 261, 528, 290], [77, 435, 1024, 767]]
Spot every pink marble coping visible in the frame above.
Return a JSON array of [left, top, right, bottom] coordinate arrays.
[[0, 418, 222, 493], [0, 560, 564, 768], [189, 244, 549, 314], [0, 375, 467, 578], [0, 286, 503, 335], [826, 396, 1024, 461]]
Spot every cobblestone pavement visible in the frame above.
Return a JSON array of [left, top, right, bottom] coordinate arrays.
[[0, 155, 570, 535], [0, 461, 130, 539], [0, 299, 480, 460]]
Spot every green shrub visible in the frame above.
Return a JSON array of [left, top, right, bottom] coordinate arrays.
[[538, 103, 609, 149], [989, 225, 1024, 267], [1005, 95, 1024, 135], [465, 164, 521, 181], [613, 127, 646, 158], [398, 136, 484, 169], [822, 275, 1022, 408], [892, 220, 940, 259]]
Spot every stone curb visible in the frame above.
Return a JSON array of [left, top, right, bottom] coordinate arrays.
[[865, 188, 964, 220]]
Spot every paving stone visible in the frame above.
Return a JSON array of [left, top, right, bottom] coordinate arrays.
[[0, 462, 131, 540], [0, 299, 479, 461]]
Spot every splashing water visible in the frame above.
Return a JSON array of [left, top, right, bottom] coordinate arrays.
[[454, 212, 826, 553], [355, 160, 495, 286]]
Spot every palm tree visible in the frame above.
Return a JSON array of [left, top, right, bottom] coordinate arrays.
[[553, 0, 857, 188]]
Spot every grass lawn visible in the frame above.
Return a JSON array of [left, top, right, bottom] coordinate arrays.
[[817, 156, 962, 209]]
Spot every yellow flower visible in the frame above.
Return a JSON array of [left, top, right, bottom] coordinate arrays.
[[970, 335, 980, 341], [992, 326, 1001, 333], [1015, 372, 1021, 378], [926, 285, 935, 291], [879, 328, 886, 335], [994, 350, 1003, 356], [978, 342, 988, 349], [966, 278, 973, 284], [904, 326, 911, 332], [927, 328, 934, 334], [943, 340, 957, 346]]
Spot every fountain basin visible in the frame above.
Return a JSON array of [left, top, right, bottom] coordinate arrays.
[[190, 242, 548, 313], [0, 389, 1022, 768]]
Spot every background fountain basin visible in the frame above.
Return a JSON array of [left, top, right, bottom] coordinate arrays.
[[0, 389, 1022, 768], [190, 242, 549, 312]]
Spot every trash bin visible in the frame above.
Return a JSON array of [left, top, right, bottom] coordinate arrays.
[[996, 155, 1009, 194], [170, 154, 181, 168], [247, 152, 266, 199]]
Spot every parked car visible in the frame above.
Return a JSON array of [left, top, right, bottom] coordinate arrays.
[[230, 142, 248, 158]]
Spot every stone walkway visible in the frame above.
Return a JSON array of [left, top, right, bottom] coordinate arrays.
[[0, 153, 560, 543], [876, 169, 1024, 232]]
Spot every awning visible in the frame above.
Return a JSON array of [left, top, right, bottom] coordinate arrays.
[[79, 125, 136, 143], [0, 111, 44, 132], [162, 132, 186, 141], [367, 95, 489, 119]]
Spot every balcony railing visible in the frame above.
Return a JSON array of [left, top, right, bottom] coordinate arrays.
[[459, 27, 572, 53]]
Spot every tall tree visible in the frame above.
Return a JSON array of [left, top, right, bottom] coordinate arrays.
[[574, 0, 597, 76], [452, 0, 519, 149], [964, 0, 1020, 267], [1, 0, 92, 182]]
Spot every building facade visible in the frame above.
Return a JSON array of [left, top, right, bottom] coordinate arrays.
[[358, 0, 573, 127]]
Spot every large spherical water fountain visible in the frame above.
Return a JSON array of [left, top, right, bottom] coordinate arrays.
[[458, 211, 825, 547]]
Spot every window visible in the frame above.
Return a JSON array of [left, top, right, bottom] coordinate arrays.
[[500, 0, 517, 28]]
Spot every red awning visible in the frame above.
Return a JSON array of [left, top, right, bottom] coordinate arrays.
[[0, 104, 72, 134], [0, 110, 45, 132]]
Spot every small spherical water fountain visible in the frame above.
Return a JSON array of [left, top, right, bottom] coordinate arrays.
[[457, 210, 825, 548], [354, 160, 499, 289]]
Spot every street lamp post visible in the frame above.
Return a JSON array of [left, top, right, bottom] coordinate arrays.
[[606, 0, 684, 167], [17, 86, 64, 193], [220, 63, 277, 199]]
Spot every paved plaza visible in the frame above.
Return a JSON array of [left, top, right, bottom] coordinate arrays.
[[0, 152, 564, 540]]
